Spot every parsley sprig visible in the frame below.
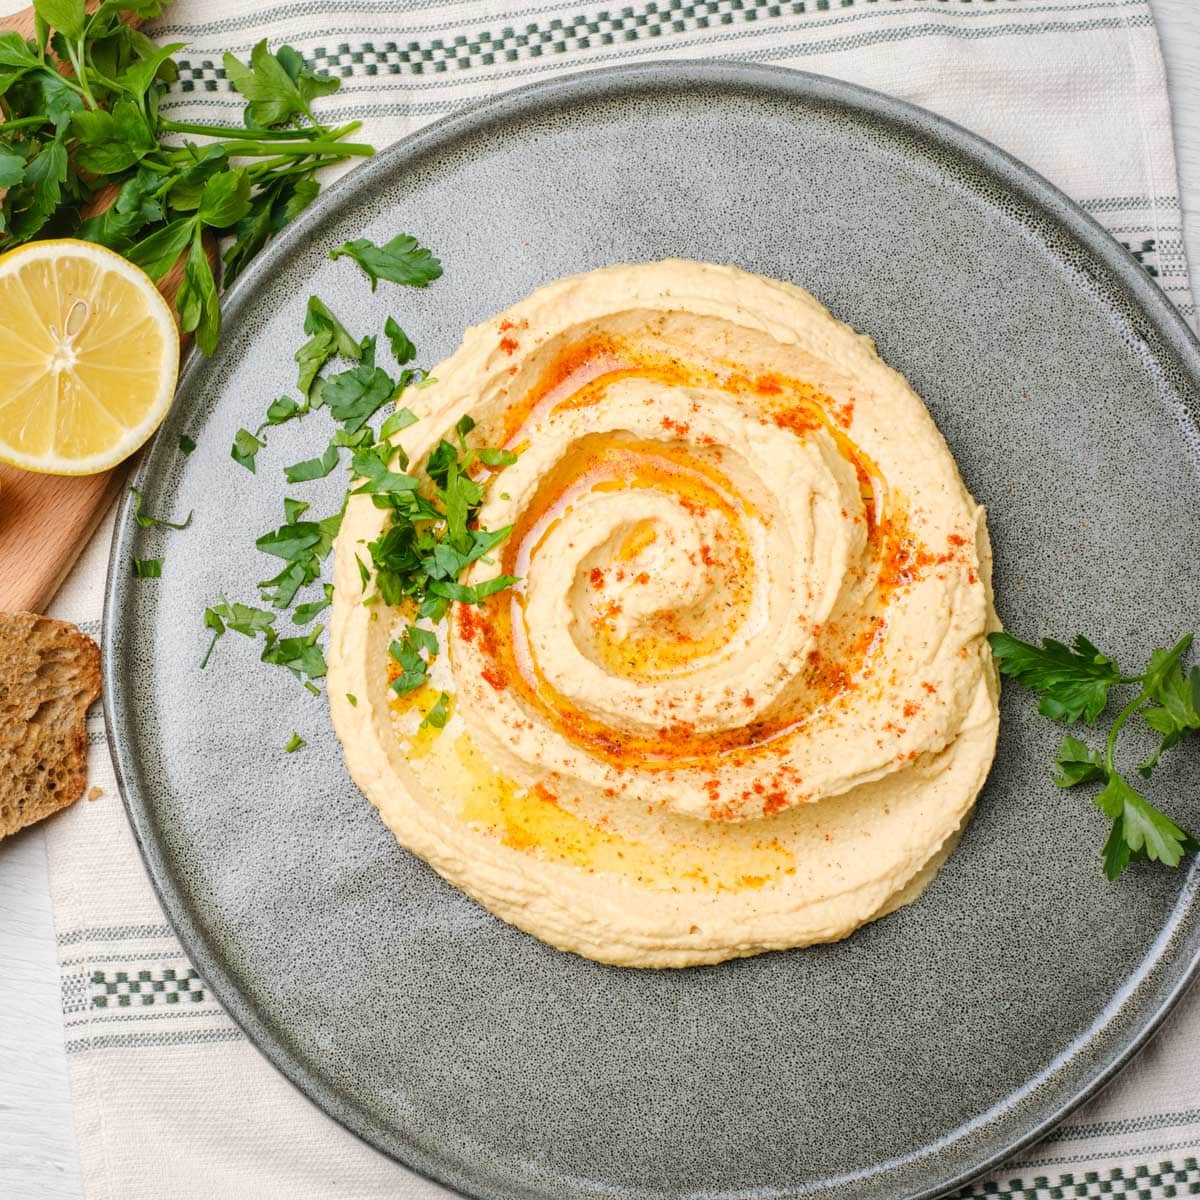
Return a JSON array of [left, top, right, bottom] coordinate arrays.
[[990, 631, 1199, 879], [0, 1, 373, 352]]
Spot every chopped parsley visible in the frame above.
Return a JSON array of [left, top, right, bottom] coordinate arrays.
[[284, 442, 340, 483], [420, 691, 452, 730], [284, 731, 306, 753], [231, 428, 264, 473], [131, 556, 162, 578], [131, 486, 192, 530], [200, 239, 515, 721]]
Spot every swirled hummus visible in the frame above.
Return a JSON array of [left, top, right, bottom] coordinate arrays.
[[328, 261, 1000, 967]]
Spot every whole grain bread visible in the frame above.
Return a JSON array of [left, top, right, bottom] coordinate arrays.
[[0, 612, 100, 841]]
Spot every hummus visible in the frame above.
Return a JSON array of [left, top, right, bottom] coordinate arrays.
[[328, 261, 1000, 968]]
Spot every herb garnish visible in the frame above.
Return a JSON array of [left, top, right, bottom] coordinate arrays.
[[231, 428, 264, 473], [990, 630, 1199, 879], [284, 731, 305, 753], [330, 235, 443, 290], [130, 485, 192, 529], [0, 4, 374, 352], [131, 556, 162, 578], [200, 599, 277, 668], [420, 691, 451, 731], [200, 237, 516, 728], [360, 413, 518, 696]]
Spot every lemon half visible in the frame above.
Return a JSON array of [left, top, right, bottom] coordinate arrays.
[[0, 239, 180, 475]]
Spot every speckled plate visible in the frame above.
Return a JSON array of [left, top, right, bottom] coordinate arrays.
[[104, 63, 1200, 1200]]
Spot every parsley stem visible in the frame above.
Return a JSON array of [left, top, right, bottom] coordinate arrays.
[[0, 114, 50, 131], [1105, 688, 1149, 774], [166, 141, 374, 159], [159, 119, 363, 142], [246, 154, 358, 178], [64, 40, 99, 109]]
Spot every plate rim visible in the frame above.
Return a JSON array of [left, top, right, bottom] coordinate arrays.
[[102, 58, 1200, 1200]]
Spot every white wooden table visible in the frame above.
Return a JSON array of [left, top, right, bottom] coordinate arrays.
[[2, 3, 1199, 1195]]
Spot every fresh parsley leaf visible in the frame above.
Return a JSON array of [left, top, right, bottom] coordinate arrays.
[[331, 426, 375, 450], [304, 296, 361, 361], [351, 445, 419, 498], [215, 601, 277, 639], [407, 625, 438, 657], [1094, 772, 1196, 880], [9, 136, 68, 240], [130, 486, 192, 530], [71, 99, 156, 174], [293, 583, 333, 625], [389, 624, 435, 696], [314, 507, 343, 556], [261, 626, 327, 681], [128, 216, 196, 282], [284, 442, 340, 483], [346, 692, 358, 706], [131, 556, 162, 578], [33, 0, 85, 41], [115, 39, 185, 103], [231, 427, 264, 472], [295, 328, 334, 399], [476, 447, 519, 468], [1138, 634, 1200, 775], [379, 406, 419, 441], [988, 631, 1122, 723], [329, 234, 443, 290], [384, 316, 416, 365], [430, 575, 519, 605], [420, 691, 451, 730], [1053, 735, 1106, 789], [164, 144, 228, 213], [273, 44, 339, 108], [256, 521, 321, 561], [177, 223, 221, 354], [283, 497, 309, 524], [258, 396, 302, 434], [284, 731, 306, 752], [0, 146, 25, 190], [222, 39, 329, 129], [0, 32, 41, 71], [323, 363, 396, 432], [259, 559, 314, 610], [200, 606, 226, 667], [197, 167, 252, 229]]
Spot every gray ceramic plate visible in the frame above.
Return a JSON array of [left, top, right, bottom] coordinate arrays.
[[104, 63, 1200, 1200]]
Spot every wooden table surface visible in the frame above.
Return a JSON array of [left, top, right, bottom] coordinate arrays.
[[3, 3, 1199, 1196]]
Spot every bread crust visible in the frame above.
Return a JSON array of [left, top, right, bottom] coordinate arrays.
[[0, 612, 101, 840]]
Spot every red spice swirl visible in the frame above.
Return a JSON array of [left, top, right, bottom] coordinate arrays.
[[442, 288, 994, 822]]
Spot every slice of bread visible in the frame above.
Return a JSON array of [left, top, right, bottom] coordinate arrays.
[[0, 612, 101, 841]]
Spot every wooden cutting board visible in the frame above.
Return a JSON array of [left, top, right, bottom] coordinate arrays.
[[0, 4, 202, 614]]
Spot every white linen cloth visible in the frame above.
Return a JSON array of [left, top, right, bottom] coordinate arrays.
[[33, 1, 1200, 1196]]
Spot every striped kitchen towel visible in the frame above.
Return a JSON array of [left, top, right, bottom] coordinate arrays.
[[37, 1, 1199, 1197]]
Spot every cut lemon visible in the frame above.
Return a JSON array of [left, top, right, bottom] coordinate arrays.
[[0, 239, 180, 475]]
